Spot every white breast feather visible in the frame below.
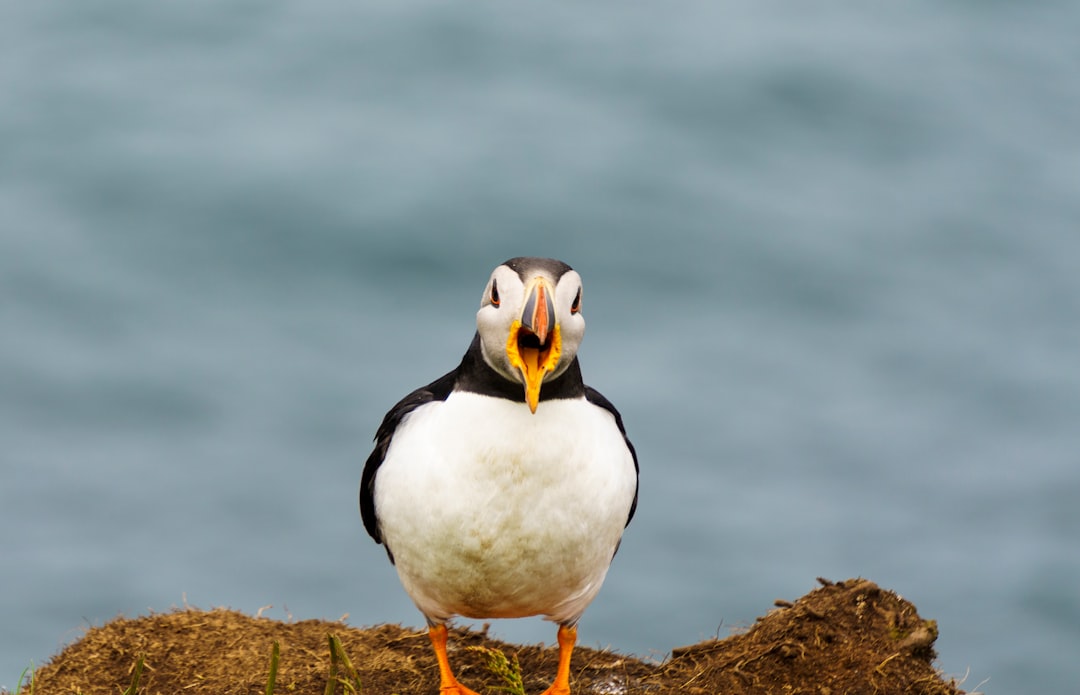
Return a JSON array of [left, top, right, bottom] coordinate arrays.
[[373, 391, 636, 625]]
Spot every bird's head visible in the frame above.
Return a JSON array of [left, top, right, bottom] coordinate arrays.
[[476, 257, 585, 413]]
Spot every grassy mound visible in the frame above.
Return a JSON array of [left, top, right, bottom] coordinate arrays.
[[10, 578, 969, 694]]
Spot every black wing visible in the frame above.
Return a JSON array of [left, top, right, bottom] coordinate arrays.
[[584, 386, 639, 527], [359, 369, 457, 550]]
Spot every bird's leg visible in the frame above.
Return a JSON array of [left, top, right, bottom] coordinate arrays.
[[540, 623, 577, 695], [428, 623, 482, 695]]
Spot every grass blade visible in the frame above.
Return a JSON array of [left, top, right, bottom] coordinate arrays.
[[14, 662, 34, 695], [121, 655, 144, 695], [328, 634, 362, 693], [265, 641, 280, 695], [323, 634, 339, 695]]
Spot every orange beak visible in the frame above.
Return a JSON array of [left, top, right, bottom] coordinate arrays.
[[505, 278, 561, 413]]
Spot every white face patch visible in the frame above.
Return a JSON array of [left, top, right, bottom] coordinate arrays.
[[552, 269, 585, 367]]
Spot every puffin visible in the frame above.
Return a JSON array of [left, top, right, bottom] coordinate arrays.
[[359, 257, 639, 695]]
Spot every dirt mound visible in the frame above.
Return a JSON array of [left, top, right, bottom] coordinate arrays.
[[15, 578, 967, 694]]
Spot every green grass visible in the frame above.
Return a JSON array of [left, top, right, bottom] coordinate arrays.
[[7, 634, 362, 695], [265, 641, 280, 695], [323, 634, 362, 695], [121, 654, 144, 695], [466, 645, 526, 695], [2, 663, 36, 695], [258, 633, 362, 695]]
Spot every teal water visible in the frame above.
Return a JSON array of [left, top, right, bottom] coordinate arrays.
[[3, 2, 1079, 692]]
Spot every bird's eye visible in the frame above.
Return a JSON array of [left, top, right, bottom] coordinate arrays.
[[570, 288, 582, 314], [490, 280, 500, 307]]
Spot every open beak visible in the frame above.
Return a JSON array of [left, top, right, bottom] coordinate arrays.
[[505, 277, 561, 413]]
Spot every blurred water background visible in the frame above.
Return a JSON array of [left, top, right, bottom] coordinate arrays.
[[3, 2, 1079, 692]]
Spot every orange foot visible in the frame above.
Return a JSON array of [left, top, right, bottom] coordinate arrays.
[[539, 624, 576, 695], [429, 624, 483, 695]]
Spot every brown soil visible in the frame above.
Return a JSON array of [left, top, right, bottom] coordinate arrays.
[[15, 578, 967, 695]]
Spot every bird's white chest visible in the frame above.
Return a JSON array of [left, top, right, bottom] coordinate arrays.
[[373, 391, 636, 623]]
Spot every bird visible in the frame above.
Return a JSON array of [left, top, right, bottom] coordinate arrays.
[[359, 257, 639, 695]]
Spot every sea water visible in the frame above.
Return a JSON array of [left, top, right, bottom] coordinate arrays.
[[2, 2, 1078, 692]]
